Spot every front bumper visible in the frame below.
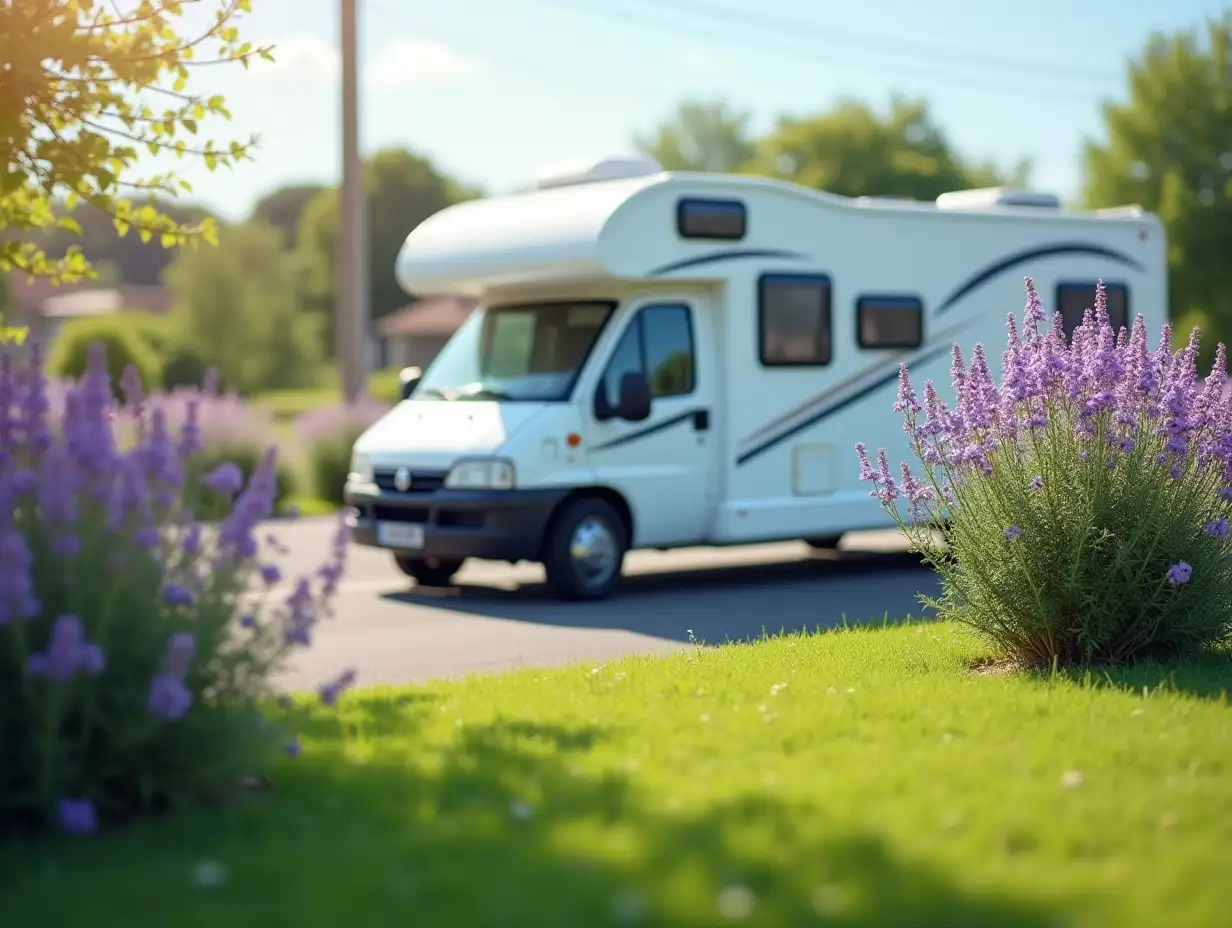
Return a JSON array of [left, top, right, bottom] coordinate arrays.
[[344, 481, 569, 562]]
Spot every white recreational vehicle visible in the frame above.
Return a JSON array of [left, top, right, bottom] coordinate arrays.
[[345, 156, 1167, 600]]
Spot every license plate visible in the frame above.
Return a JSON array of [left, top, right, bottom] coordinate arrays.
[[377, 522, 425, 549]]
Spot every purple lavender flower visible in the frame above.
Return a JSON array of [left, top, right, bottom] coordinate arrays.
[[163, 583, 195, 608], [162, 632, 197, 679], [57, 798, 98, 836], [147, 674, 193, 720], [293, 397, 390, 449], [1166, 561, 1192, 585], [317, 668, 358, 707], [28, 615, 105, 682], [893, 365, 921, 417], [201, 461, 244, 496], [240, 613, 258, 629], [1004, 525, 1023, 541], [1204, 518, 1230, 540], [283, 739, 302, 758], [260, 564, 282, 586], [1028, 476, 1043, 492], [0, 526, 39, 623]]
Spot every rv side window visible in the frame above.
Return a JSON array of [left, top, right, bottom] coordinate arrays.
[[857, 296, 923, 349], [759, 274, 831, 366], [598, 304, 696, 407], [1056, 283, 1129, 339]]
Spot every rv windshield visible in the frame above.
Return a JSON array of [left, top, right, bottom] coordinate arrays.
[[413, 300, 616, 402]]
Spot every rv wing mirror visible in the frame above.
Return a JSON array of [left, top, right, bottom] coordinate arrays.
[[616, 372, 652, 422], [398, 366, 422, 400]]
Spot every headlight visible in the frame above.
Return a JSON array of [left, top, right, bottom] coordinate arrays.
[[444, 458, 516, 490], [348, 452, 373, 484]]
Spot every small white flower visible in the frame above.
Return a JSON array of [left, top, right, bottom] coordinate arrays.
[[717, 884, 756, 920], [610, 888, 648, 923], [1061, 769, 1085, 789], [769, 683, 787, 696], [191, 860, 228, 890]]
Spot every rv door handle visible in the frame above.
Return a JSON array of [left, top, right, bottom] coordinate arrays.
[[692, 410, 710, 432]]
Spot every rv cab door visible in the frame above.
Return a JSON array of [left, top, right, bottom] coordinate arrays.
[[582, 297, 717, 548]]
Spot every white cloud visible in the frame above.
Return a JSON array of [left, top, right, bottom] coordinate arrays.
[[363, 37, 483, 93], [253, 35, 482, 93], [258, 34, 340, 84]]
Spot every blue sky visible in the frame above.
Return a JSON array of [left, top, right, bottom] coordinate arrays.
[[161, 0, 1228, 220]]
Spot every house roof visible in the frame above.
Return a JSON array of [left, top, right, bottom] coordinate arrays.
[[377, 296, 477, 338], [4, 272, 173, 318]]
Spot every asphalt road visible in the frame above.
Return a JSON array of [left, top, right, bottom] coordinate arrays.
[[266, 518, 941, 691]]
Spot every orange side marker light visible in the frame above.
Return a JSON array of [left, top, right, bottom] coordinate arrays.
[[566, 433, 582, 448]]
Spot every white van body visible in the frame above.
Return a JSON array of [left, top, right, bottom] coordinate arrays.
[[345, 157, 1167, 600]]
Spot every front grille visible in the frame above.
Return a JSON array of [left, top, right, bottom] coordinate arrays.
[[371, 504, 430, 524], [374, 468, 447, 494]]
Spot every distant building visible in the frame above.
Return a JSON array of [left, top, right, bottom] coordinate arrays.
[[3, 271, 174, 344], [375, 295, 476, 370]]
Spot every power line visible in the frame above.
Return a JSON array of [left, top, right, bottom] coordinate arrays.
[[364, 0, 1085, 165], [640, 0, 1121, 88], [534, 0, 1121, 103]]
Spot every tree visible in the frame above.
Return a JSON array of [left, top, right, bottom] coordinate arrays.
[[252, 184, 325, 248], [0, 0, 269, 283], [297, 148, 478, 351], [164, 220, 323, 394], [749, 97, 1028, 201], [633, 100, 757, 173], [1081, 14, 1232, 355]]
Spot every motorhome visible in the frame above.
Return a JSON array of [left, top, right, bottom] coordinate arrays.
[[344, 155, 1167, 600]]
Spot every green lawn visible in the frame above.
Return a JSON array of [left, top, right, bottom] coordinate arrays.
[[256, 368, 402, 422], [3, 622, 1230, 927]]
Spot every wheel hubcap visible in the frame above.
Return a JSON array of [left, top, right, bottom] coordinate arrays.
[[569, 516, 618, 587]]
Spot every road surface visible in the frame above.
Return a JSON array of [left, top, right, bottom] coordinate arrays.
[[266, 518, 941, 691]]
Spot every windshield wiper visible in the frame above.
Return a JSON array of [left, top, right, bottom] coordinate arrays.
[[416, 386, 454, 401], [457, 386, 514, 401]]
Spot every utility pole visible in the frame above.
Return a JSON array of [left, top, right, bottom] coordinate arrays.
[[336, 0, 369, 402]]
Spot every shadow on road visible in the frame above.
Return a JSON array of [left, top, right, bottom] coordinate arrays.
[[381, 549, 941, 645]]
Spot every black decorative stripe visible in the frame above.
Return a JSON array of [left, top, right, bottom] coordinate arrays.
[[935, 243, 1143, 316], [591, 409, 707, 452], [735, 341, 954, 467], [738, 318, 976, 449], [650, 248, 806, 276]]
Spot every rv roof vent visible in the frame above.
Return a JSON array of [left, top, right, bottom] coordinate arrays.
[[534, 155, 664, 190], [935, 187, 1061, 211]]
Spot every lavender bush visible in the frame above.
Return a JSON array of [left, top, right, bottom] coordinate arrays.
[[125, 381, 299, 517], [295, 399, 390, 507], [1, 342, 354, 834], [858, 279, 1232, 667]]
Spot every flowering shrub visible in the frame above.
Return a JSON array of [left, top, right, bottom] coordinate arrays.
[[858, 279, 1232, 667], [0, 342, 354, 834], [295, 398, 390, 507], [130, 380, 299, 517]]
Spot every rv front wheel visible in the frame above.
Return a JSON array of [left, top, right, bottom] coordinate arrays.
[[394, 555, 466, 587], [542, 497, 627, 601]]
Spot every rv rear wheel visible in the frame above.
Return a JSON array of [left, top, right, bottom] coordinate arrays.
[[805, 534, 844, 550], [541, 497, 627, 601], [394, 555, 465, 587]]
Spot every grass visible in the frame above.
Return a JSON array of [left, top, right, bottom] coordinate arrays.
[[3, 622, 1230, 927], [256, 368, 402, 422]]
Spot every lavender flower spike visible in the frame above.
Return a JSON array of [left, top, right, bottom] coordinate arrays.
[[58, 798, 98, 836], [1166, 562, 1192, 586]]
